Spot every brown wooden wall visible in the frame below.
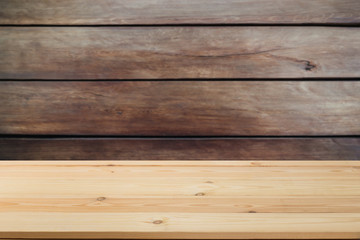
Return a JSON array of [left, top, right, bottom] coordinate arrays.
[[0, 0, 359, 160]]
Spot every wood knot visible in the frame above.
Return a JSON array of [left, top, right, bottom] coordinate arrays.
[[97, 197, 106, 201], [304, 61, 316, 71], [248, 210, 257, 213], [153, 220, 163, 224], [205, 181, 214, 184], [195, 192, 205, 196]]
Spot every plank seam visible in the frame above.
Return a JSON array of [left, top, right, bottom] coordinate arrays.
[[1, 24, 360, 27], [1, 79, 360, 81], [1, 135, 360, 139]]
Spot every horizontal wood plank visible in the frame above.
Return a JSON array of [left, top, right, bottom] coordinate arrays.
[[0, 0, 359, 25], [0, 27, 360, 79], [0, 138, 359, 160], [0, 161, 359, 239], [0, 81, 359, 136]]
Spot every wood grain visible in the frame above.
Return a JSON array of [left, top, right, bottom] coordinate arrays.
[[0, 0, 359, 25], [0, 161, 359, 239], [0, 81, 359, 136], [0, 138, 359, 160], [1, 27, 360, 79]]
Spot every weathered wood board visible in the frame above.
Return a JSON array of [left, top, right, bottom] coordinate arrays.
[[0, 81, 359, 136], [1, 27, 360, 79], [1, 0, 359, 25], [1, 138, 359, 160]]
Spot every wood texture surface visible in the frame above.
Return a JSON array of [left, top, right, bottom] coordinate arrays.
[[0, 81, 359, 136], [1, 138, 359, 160], [1, 27, 360, 79], [0, 161, 359, 239], [0, 0, 360, 25]]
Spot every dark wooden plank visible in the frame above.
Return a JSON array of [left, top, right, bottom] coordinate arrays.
[[0, 27, 359, 79], [0, 81, 359, 136], [0, 0, 359, 25], [0, 138, 359, 160]]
